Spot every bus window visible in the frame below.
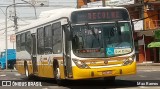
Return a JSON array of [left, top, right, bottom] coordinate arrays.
[[16, 34, 21, 52], [72, 22, 133, 57], [37, 27, 44, 54], [25, 32, 31, 54], [44, 25, 52, 54], [20, 33, 26, 51], [52, 22, 62, 54]]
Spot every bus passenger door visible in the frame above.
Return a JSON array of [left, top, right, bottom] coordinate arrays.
[[31, 33, 38, 73], [63, 25, 73, 78]]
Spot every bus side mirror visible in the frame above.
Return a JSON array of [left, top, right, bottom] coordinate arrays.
[[67, 31, 72, 41]]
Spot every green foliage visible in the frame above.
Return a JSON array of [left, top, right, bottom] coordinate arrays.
[[155, 30, 160, 39]]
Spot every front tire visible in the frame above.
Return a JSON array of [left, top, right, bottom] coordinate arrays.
[[25, 64, 30, 79], [25, 65, 31, 80], [54, 65, 64, 85], [104, 76, 116, 84]]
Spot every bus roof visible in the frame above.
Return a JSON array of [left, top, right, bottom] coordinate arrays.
[[16, 8, 74, 34], [16, 7, 127, 34], [77, 6, 127, 11]]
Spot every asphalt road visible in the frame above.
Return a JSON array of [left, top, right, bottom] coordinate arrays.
[[0, 66, 160, 89]]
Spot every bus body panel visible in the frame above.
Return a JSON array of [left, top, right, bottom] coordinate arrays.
[[58, 59, 66, 79], [16, 60, 27, 75], [16, 62, 25, 75], [72, 62, 136, 79]]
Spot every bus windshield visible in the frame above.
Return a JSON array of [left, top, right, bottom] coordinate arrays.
[[72, 22, 133, 58]]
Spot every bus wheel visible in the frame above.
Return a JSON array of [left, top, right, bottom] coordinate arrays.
[[54, 65, 63, 85], [25, 65, 29, 78], [104, 76, 116, 84]]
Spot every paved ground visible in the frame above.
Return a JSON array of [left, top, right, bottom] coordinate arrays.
[[0, 65, 160, 89]]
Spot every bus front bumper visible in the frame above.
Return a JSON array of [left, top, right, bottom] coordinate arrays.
[[72, 62, 136, 80]]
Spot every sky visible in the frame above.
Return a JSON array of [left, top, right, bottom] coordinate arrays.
[[0, 0, 137, 52], [0, 0, 77, 19], [0, 0, 77, 52]]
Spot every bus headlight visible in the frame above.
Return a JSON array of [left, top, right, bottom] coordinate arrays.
[[122, 55, 135, 66], [72, 59, 90, 69]]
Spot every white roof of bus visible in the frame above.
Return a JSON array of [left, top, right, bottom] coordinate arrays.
[[16, 7, 127, 33], [76, 6, 126, 11], [17, 8, 74, 33]]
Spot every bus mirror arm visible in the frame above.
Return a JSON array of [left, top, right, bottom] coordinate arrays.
[[63, 17, 73, 41], [62, 17, 72, 29], [131, 19, 135, 31], [68, 27, 73, 41], [64, 25, 72, 41]]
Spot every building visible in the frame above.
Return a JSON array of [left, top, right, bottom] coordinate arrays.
[[78, 0, 160, 63]]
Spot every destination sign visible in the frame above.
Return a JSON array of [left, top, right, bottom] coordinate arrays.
[[71, 9, 129, 24]]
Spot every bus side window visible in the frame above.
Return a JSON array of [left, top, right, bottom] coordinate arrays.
[[37, 27, 45, 54], [25, 31, 31, 54], [52, 22, 62, 54], [44, 25, 52, 54], [20, 33, 26, 51], [16, 34, 21, 52]]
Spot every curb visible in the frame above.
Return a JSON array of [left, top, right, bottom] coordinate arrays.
[[137, 63, 160, 66]]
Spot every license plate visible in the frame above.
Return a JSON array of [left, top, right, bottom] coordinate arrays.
[[102, 70, 112, 75]]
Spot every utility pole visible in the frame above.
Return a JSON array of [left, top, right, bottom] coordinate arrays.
[[102, 0, 106, 7], [77, 0, 78, 8], [5, 2, 27, 70], [13, 0, 18, 32]]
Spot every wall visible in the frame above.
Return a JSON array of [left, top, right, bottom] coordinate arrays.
[[144, 7, 158, 30], [138, 36, 154, 63]]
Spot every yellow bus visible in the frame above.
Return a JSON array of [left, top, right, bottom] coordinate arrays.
[[15, 7, 136, 85]]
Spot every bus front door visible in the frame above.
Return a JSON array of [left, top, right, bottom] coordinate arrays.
[[31, 34, 38, 73], [65, 52, 72, 78], [64, 26, 72, 78]]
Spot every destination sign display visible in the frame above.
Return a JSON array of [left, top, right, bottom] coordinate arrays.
[[71, 9, 129, 24]]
